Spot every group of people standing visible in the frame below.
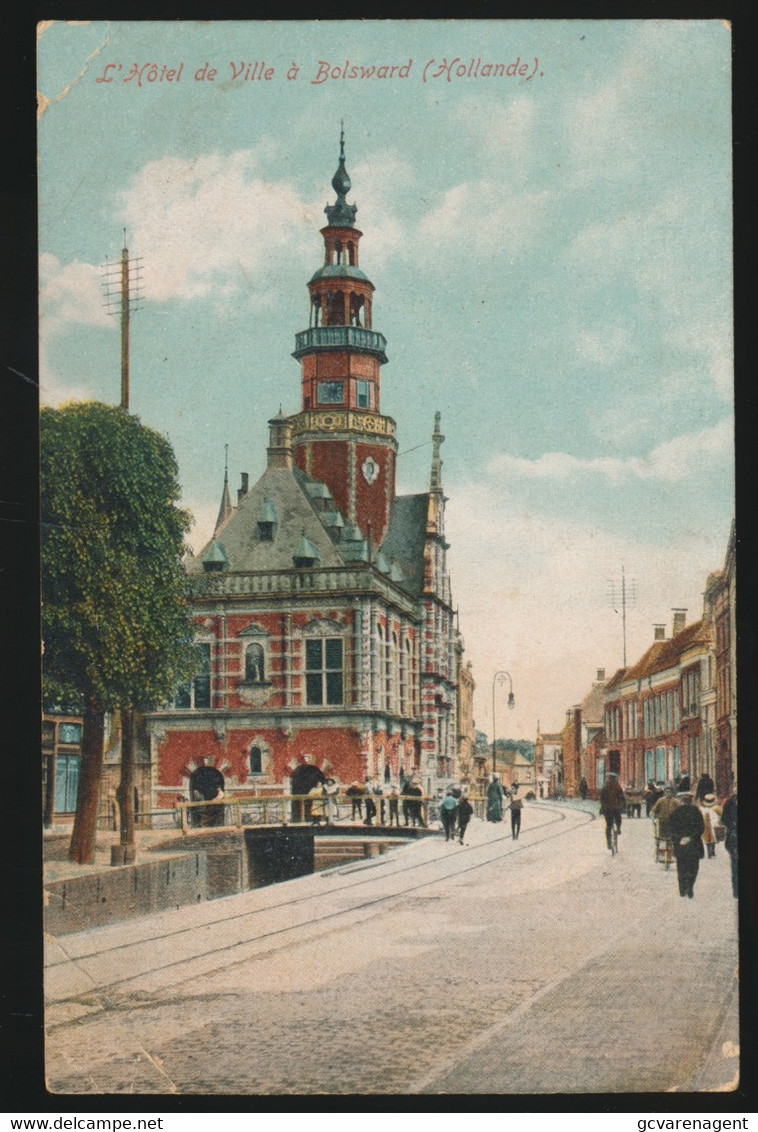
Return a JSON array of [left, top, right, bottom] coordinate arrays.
[[343, 777, 426, 828], [485, 774, 524, 840]]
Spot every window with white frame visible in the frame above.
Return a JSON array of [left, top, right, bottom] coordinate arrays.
[[305, 637, 343, 705]]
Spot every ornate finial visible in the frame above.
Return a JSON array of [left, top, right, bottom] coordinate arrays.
[[214, 445, 233, 534], [430, 412, 445, 492], [325, 124, 358, 228]]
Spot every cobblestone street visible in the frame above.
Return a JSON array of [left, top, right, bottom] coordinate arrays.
[[45, 803, 740, 1096]]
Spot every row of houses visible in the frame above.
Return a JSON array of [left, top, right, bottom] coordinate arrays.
[[535, 522, 736, 801]]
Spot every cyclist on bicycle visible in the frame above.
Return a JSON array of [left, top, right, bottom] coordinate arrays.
[[599, 772, 626, 850]]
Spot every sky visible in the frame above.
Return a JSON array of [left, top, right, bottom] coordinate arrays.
[[37, 19, 734, 741]]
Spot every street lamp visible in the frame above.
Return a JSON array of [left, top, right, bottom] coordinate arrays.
[[492, 670, 515, 774]]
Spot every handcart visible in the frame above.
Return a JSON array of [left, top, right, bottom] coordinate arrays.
[[653, 817, 674, 869]]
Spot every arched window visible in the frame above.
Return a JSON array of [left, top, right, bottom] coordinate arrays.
[[245, 642, 265, 683], [249, 745, 263, 774]]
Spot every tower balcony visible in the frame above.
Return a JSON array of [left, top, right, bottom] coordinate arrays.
[[293, 325, 388, 364]]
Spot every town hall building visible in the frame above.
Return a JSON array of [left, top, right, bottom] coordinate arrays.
[[147, 134, 473, 809]]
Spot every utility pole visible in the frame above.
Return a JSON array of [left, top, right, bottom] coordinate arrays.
[[102, 235, 144, 864], [607, 565, 637, 667], [102, 234, 143, 410]]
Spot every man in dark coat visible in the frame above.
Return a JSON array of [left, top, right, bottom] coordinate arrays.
[[669, 793, 705, 898], [694, 771, 715, 803], [599, 772, 625, 849], [457, 794, 474, 844]]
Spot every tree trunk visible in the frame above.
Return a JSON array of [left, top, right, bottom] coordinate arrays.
[[114, 707, 136, 864], [43, 752, 56, 829], [68, 701, 105, 865]]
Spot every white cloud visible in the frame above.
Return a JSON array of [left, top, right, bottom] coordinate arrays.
[[488, 418, 732, 485], [39, 253, 112, 335], [418, 180, 551, 258], [116, 148, 320, 306], [450, 94, 538, 187], [38, 254, 114, 406]]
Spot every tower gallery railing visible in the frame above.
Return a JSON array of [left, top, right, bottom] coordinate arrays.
[[293, 325, 387, 357]]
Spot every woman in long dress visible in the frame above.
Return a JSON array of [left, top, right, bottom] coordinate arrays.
[[486, 774, 504, 823]]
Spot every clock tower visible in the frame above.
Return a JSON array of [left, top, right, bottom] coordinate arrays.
[[290, 130, 397, 546]]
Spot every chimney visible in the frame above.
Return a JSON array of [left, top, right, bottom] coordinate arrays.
[[237, 472, 249, 504], [653, 624, 666, 641], [596, 668, 605, 682], [267, 411, 293, 469], [672, 608, 687, 637]]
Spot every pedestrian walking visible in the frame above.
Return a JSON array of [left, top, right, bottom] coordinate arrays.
[[457, 794, 473, 844], [668, 792, 705, 898], [698, 793, 721, 859], [486, 774, 504, 823], [509, 788, 524, 840], [644, 780, 661, 817], [721, 790, 738, 899], [651, 784, 680, 838], [579, 777, 588, 800], [439, 790, 459, 842], [651, 784, 680, 866], [599, 771, 625, 850], [694, 771, 715, 804]]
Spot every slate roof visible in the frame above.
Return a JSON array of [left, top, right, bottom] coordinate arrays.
[[187, 464, 346, 574], [380, 493, 430, 597]]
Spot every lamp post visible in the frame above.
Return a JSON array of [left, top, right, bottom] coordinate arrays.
[[492, 670, 515, 775]]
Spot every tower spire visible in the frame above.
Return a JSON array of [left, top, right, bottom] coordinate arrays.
[[214, 444, 233, 534], [430, 411, 445, 493], [325, 123, 357, 228]]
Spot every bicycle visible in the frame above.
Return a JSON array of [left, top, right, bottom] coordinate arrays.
[[602, 808, 620, 855]]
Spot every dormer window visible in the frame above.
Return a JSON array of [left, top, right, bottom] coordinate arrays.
[[201, 540, 228, 572], [293, 532, 320, 569], [257, 498, 278, 542]]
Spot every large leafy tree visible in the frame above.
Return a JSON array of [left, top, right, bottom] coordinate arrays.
[[41, 402, 195, 863]]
